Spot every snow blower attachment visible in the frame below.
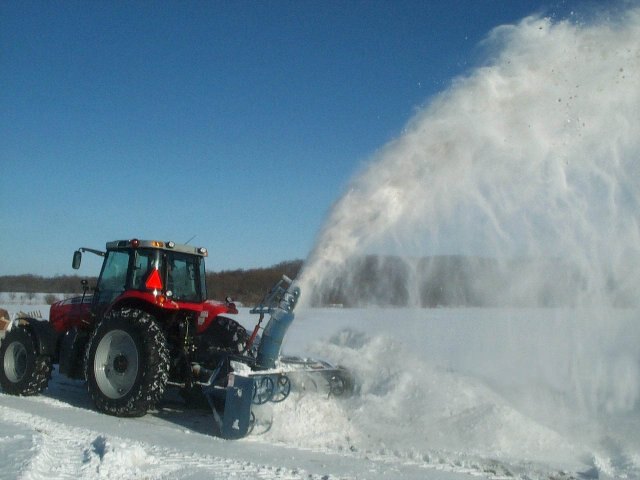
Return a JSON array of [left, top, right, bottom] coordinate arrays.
[[248, 276, 353, 400], [200, 275, 353, 439], [200, 276, 301, 439]]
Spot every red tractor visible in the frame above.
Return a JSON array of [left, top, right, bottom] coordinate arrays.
[[0, 238, 346, 438]]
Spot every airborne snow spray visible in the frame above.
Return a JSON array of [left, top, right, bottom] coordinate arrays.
[[297, 6, 640, 477]]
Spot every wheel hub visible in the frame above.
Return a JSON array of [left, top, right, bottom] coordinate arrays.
[[4, 341, 27, 383], [93, 329, 139, 399], [113, 354, 129, 373]]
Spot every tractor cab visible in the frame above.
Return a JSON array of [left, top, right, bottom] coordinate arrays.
[[51, 239, 210, 332]]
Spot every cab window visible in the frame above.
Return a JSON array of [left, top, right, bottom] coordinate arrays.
[[165, 253, 202, 303], [132, 249, 160, 290], [96, 250, 130, 305]]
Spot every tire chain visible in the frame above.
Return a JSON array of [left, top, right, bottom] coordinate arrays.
[[84, 308, 170, 417]]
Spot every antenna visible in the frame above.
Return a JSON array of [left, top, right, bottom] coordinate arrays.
[[184, 235, 197, 245]]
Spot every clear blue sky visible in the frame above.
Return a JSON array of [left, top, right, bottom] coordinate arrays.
[[1, 1, 589, 276]]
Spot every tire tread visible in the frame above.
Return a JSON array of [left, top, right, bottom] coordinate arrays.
[[85, 308, 169, 417]]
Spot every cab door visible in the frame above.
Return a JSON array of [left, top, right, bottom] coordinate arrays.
[[91, 249, 131, 319]]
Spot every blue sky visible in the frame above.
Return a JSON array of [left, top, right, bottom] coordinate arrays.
[[1, 1, 589, 276]]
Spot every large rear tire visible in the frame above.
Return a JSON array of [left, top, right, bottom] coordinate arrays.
[[0, 325, 52, 395], [196, 315, 250, 354], [85, 308, 169, 417]]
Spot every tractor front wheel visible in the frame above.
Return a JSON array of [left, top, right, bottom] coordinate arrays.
[[0, 325, 52, 395], [85, 309, 169, 417]]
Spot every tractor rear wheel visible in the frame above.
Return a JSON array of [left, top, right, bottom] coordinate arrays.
[[85, 308, 169, 417], [0, 325, 52, 395]]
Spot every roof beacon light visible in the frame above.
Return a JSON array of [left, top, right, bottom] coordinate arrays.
[[145, 268, 163, 290]]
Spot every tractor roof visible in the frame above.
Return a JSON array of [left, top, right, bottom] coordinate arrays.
[[105, 239, 208, 257]]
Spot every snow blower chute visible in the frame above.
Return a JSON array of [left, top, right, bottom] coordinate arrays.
[[200, 275, 300, 438]]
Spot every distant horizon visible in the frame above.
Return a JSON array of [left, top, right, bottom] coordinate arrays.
[[0, 250, 590, 279]]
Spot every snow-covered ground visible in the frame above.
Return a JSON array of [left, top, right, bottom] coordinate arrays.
[[1, 298, 638, 479]]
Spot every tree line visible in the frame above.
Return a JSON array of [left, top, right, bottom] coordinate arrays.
[[0, 260, 304, 306], [6, 254, 622, 308], [206, 260, 303, 305], [306, 254, 636, 308]]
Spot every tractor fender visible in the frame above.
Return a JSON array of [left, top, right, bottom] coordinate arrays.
[[16, 317, 59, 357]]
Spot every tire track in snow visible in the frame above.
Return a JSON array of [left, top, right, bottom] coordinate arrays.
[[0, 421, 35, 479], [0, 395, 376, 480], [0, 405, 172, 480], [0, 390, 480, 480], [0, 400, 346, 480]]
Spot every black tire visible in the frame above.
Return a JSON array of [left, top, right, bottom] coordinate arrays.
[[84, 308, 169, 417], [198, 316, 249, 353], [0, 325, 52, 395]]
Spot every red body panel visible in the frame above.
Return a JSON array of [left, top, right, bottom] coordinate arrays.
[[49, 296, 93, 332], [197, 300, 237, 333], [48, 292, 236, 334]]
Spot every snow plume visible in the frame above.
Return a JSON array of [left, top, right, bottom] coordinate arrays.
[[299, 7, 640, 309], [293, 11, 640, 474]]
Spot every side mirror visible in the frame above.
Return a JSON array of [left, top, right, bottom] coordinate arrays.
[[72, 250, 82, 269]]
